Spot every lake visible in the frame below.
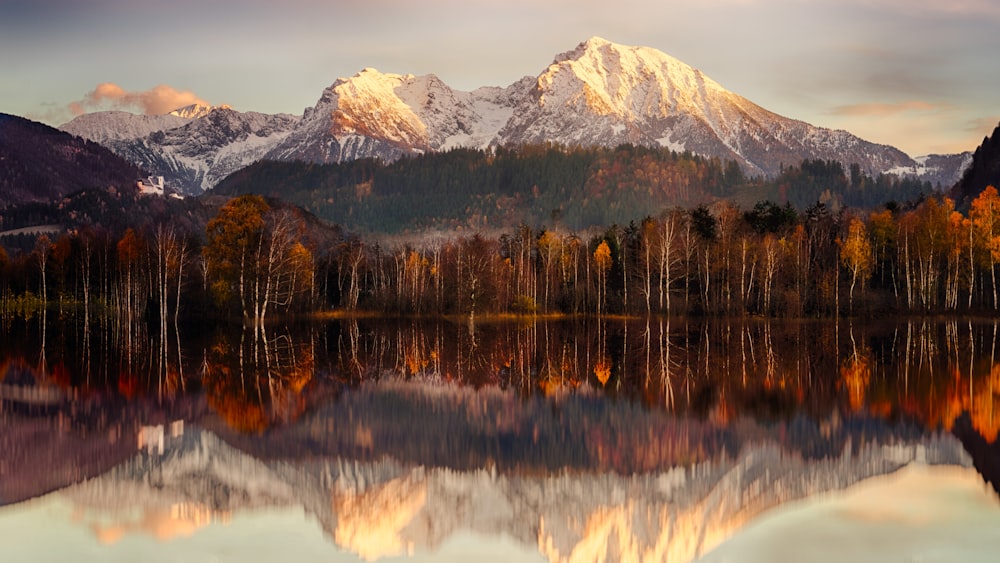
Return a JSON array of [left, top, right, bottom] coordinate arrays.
[[2, 316, 999, 562]]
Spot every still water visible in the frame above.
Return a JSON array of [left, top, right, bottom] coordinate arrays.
[[1, 317, 999, 561]]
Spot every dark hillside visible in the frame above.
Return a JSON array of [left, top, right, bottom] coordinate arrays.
[[951, 121, 1000, 208], [0, 113, 145, 207]]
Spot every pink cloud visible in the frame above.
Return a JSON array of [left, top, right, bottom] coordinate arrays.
[[71, 82, 210, 115]]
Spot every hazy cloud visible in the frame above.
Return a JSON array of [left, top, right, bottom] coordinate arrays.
[[829, 100, 950, 117], [69, 83, 209, 116], [965, 116, 1000, 134], [850, 0, 1000, 19]]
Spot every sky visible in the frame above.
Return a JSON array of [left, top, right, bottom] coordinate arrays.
[[1, 0, 997, 156]]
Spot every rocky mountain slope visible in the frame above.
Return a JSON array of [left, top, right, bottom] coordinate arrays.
[[62, 106, 298, 194], [264, 69, 532, 165], [59, 37, 969, 194], [495, 37, 913, 178]]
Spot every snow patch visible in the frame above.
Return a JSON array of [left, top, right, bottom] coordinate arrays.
[[658, 135, 686, 153]]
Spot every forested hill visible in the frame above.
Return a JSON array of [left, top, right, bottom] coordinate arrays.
[[951, 121, 1000, 208], [213, 144, 933, 233], [0, 114, 146, 207]]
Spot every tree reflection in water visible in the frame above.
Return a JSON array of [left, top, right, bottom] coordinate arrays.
[[2, 317, 1000, 440], [0, 317, 996, 430], [3, 317, 1000, 561], [203, 325, 315, 433]]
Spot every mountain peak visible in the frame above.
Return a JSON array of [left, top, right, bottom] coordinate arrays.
[[579, 36, 614, 51], [551, 37, 721, 92], [168, 103, 231, 119]]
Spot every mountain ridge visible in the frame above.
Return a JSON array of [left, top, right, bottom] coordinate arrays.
[[58, 37, 970, 194]]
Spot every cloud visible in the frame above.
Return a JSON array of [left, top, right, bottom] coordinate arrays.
[[70, 82, 210, 116], [875, 0, 1000, 19], [829, 100, 950, 117], [821, 102, 987, 155], [965, 116, 1000, 134]]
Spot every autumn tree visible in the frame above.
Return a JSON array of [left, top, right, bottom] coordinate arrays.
[[333, 235, 367, 310], [205, 195, 268, 317], [896, 196, 958, 311], [868, 209, 898, 303], [537, 229, 561, 312], [594, 240, 612, 317], [560, 233, 583, 313], [205, 196, 313, 325], [839, 216, 872, 311], [637, 218, 657, 313], [153, 224, 189, 333], [458, 234, 499, 320], [970, 186, 1000, 309], [656, 210, 685, 314]]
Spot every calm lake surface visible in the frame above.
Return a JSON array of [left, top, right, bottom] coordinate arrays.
[[2, 316, 1000, 562]]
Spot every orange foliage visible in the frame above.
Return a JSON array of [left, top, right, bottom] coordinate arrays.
[[210, 391, 268, 434], [594, 357, 612, 386], [839, 352, 870, 412], [970, 365, 1000, 442]]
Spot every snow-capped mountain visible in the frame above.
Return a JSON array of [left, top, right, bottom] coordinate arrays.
[[888, 152, 973, 188], [62, 106, 299, 193], [60, 111, 189, 144], [169, 103, 231, 119], [498, 37, 916, 177], [114, 108, 299, 193], [264, 69, 531, 164], [271, 37, 924, 179], [60, 37, 969, 193]]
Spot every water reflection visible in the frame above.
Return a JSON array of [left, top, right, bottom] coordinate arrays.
[[203, 325, 317, 433], [1, 317, 999, 561]]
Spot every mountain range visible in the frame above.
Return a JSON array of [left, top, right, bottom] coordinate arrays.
[[59, 37, 971, 195]]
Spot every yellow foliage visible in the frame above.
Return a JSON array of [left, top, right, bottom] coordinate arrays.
[[840, 352, 870, 412], [840, 217, 872, 277], [594, 241, 612, 272], [594, 358, 612, 386]]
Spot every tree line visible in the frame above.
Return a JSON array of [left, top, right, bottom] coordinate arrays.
[[4, 186, 1000, 323], [215, 145, 933, 234]]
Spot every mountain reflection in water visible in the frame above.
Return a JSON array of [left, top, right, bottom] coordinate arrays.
[[1, 318, 999, 561]]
